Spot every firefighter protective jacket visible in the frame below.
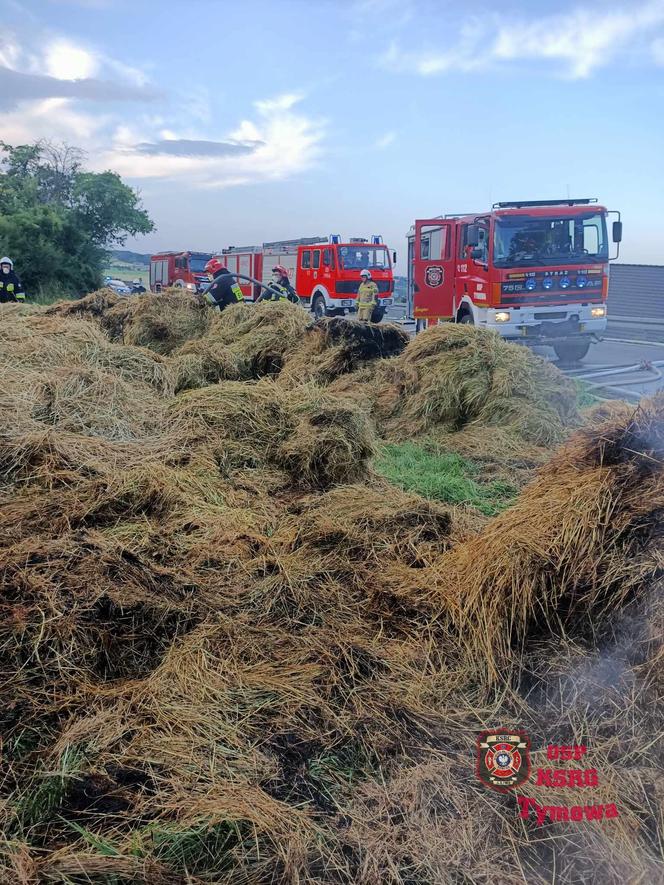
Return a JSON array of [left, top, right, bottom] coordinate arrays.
[[357, 280, 379, 309], [265, 280, 299, 303], [205, 272, 244, 310], [0, 270, 25, 302]]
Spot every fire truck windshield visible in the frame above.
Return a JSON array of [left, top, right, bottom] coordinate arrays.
[[189, 256, 211, 272], [493, 213, 608, 268], [338, 246, 391, 271]]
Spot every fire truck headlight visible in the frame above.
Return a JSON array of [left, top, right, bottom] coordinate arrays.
[[494, 311, 511, 323], [186, 283, 196, 290], [542, 276, 553, 290], [559, 275, 571, 289], [591, 306, 606, 318], [576, 276, 587, 288], [525, 277, 537, 291]]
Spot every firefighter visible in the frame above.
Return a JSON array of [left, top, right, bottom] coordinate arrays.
[[131, 278, 146, 294], [0, 257, 26, 303], [203, 258, 243, 311], [356, 269, 379, 322], [265, 265, 299, 303]]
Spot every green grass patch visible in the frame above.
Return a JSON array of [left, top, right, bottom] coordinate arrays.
[[375, 442, 517, 515], [574, 378, 602, 408], [103, 262, 148, 283]]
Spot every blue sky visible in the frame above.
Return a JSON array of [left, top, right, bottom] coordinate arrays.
[[2, 0, 663, 264]]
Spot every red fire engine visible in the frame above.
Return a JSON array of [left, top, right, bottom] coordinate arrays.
[[149, 251, 213, 293], [215, 235, 396, 318], [407, 199, 622, 363]]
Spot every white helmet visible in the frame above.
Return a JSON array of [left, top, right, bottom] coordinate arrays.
[[360, 268, 371, 278], [0, 257, 13, 268]]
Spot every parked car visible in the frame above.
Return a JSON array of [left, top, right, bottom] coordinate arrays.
[[107, 278, 132, 295]]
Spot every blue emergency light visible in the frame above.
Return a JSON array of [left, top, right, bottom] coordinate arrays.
[[371, 235, 383, 244], [329, 234, 341, 244]]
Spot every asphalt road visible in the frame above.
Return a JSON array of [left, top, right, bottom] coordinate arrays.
[[382, 305, 664, 400]]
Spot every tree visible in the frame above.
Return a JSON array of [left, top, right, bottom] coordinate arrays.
[[0, 140, 155, 296], [73, 171, 153, 247]]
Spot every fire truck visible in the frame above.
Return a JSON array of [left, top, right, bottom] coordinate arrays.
[[149, 251, 213, 293], [407, 199, 622, 363], [215, 235, 396, 319]]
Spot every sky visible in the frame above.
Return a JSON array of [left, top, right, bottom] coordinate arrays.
[[1, 0, 663, 265]]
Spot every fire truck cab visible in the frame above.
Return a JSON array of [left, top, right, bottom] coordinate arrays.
[[408, 199, 622, 363], [262, 235, 396, 319], [149, 251, 213, 293]]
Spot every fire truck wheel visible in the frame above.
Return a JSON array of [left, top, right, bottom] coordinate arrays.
[[552, 340, 591, 365], [312, 296, 326, 320], [459, 311, 474, 324]]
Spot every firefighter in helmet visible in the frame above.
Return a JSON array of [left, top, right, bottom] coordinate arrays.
[[356, 269, 379, 322], [0, 257, 26, 303], [203, 258, 244, 311], [265, 265, 299, 303]]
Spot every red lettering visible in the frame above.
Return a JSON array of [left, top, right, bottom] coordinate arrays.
[[517, 796, 537, 819], [605, 804, 619, 818], [535, 804, 548, 826], [552, 770, 567, 787], [551, 806, 569, 821], [584, 769, 599, 787], [571, 806, 583, 821], [547, 745, 559, 760], [567, 770, 584, 787], [574, 745, 587, 759], [584, 804, 605, 820], [561, 746, 574, 761], [536, 769, 553, 787]]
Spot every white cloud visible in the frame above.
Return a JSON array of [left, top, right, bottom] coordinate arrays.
[[45, 39, 99, 79], [1, 23, 325, 194], [98, 93, 325, 189], [380, 1, 664, 79], [375, 131, 396, 149], [0, 98, 106, 145], [254, 93, 304, 114], [492, 3, 664, 78]]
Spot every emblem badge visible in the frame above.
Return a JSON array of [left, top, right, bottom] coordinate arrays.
[[425, 265, 444, 287], [477, 731, 531, 792]]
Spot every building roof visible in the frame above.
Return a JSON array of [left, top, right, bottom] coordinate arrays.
[[608, 264, 664, 319]]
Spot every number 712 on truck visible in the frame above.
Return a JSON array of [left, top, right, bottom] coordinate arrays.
[[407, 198, 622, 364]]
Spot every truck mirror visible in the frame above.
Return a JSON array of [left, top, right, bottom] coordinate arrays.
[[466, 223, 480, 246], [612, 221, 623, 243], [470, 247, 484, 260], [392, 251, 397, 264]]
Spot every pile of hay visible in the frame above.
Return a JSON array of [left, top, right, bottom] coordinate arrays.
[[437, 395, 664, 678], [279, 317, 410, 386], [171, 307, 410, 392], [171, 300, 311, 390], [0, 296, 660, 884], [331, 323, 581, 446], [169, 379, 375, 488], [48, 287, 213, 354]]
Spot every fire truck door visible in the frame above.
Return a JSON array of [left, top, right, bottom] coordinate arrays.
[[414, 220, 455, 321]]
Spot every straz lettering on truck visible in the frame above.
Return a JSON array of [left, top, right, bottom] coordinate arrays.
[[408, 198, 621, 363]]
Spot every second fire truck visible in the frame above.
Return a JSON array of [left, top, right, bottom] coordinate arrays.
[[215, 235, 396, 319], [407, 199, 622, 363]]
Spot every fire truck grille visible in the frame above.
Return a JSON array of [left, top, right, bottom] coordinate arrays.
[[335, 281, 393, 294]]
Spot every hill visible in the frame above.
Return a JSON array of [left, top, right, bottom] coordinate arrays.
[[108, 249, 151, 266]]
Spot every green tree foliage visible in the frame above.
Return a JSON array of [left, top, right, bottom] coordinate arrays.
[[0, 140, 154, 296]]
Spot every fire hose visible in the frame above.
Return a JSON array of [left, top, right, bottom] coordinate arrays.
[[201, 272, 294, 304]]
